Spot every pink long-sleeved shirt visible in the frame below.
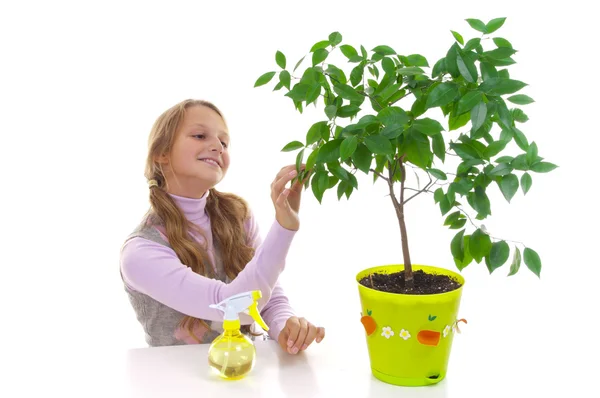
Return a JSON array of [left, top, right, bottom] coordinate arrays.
[[120, 191, 296, 345]]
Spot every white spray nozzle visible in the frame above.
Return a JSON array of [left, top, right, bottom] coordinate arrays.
[[209, 290, 269, 331]]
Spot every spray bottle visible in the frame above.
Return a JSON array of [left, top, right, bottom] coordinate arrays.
[[208, 290, 269, 380]]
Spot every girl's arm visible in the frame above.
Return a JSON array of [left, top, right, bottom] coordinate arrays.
[[120, 217, 296, 323], [244, 212, 297, 341]]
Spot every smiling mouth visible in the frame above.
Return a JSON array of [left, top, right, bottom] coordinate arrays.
[[199, 158, 220, 168]]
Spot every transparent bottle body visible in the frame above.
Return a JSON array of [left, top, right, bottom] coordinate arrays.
[[208, 330, 256, 380]]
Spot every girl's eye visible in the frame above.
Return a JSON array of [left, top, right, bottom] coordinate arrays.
[[221, 142, 228, 148], [193, 134, 205, 139]]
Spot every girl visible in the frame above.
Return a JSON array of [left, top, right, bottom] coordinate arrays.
[[120, 99, 324, 355]]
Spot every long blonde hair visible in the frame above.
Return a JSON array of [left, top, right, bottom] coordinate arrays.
[[144, 99, 256, 341]]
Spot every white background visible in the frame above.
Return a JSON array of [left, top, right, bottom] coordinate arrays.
[[1, 0, 598, 396]]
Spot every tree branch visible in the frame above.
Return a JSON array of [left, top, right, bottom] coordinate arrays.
[[370, 169, 389, 182], [402, 173, 434, 206]]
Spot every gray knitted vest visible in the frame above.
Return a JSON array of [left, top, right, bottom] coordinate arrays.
[[121, 213, 265, 347]]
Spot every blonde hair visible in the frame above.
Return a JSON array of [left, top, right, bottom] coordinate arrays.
[[144, 99, 256, 341]]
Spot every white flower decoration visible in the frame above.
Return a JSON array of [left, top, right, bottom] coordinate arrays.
[[399, 329, 411, 340], [381, 326, 394, 339], [443, 325, 451, 338]]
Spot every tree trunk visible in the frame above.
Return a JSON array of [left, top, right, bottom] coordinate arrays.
[[388, 157, 413, 288]]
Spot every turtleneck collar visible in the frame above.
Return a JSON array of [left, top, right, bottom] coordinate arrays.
[[168, 190, 210, 225]]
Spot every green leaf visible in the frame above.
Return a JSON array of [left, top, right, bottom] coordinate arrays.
[[372, 45, 396, 55], [488, 240, 510, 273], [483, 47, 517, 60], [499, 174, 519, 202], [350, 64, 364, 86], [406, 54, 429, 67], [432, 134, 446, 162], [434, 188, 444, 203], [451, 30, 464, 45], [306, 149, 319, 172], [530, 162, 558, 173], [337, 105, 361, 118], [285, 83, 310, 101], [306, 121, 328, 146], [521, 172, 532, 194], [508, 94, 535, 105], [311, 171, 327, 203], [488, 163, 513, 177], [365, 135, 394, 155], [293, 56, 305, 72], [450, 142, 480, 160], [457, 53, 478, 83], [397, 67, 426, 76], [426, 83, 459, 109], [429, 168, 448, 180], [498, 69, 510, 79], [480, 62, 499, 80], [413, 118, 445, 136], [254, 71, 277, 87], [464, 38, 481, 52], [523, 247, 541, 277], [444, 211, 461, 226], [445, 43, 460, 78], [306, 84, 321, 105], [325, 105, 337, 120], [439, 195, 452, 215], [469, 228, 492, 263], [334, 84, 363, 102], [432, 58, 446, 78], [276, 51, 286, 69], [310, 40, 330, 52], [329, 31, 342, 46], [486, 17, 507, 34], [450, 218, 467, 230], [451, 229, 466, 262], [470, 102, 487, 132], [479, 78, 528, 95], [456, 92, 483, 116], [449, 112, 471, 131], [316, 139, 343, 163], [508, 247, 521, 276], [381, 57, 396, 75], [279, 70, 291, 90], [377, 106, 409, 127], [493, 37, 513, 48], [454, 234, 473, 270], [352, 143, 372, 174], [381, 124, 403, 139], [401, 130, 433, 169], [340, 136, 358, 160], [473, 186, 491, 217], [511, 108, 529, 123], [484, 141, 507, 158], [512, 127, 529, 151], [281, 140, 304, 152], [340, 44, 359, 60], [313, 49, 329, 66], [296, 148, 305, 172], [326, 64, 348, 85], [466, 18, 488, 34]]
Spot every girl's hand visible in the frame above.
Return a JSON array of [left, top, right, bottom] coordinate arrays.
[[271, 164, 309, 231], [277, 316, 325, 355]]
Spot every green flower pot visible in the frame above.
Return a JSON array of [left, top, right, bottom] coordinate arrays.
[[356, 264, 466, 386]]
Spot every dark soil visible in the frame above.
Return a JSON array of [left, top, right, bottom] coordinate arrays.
[[358, 269, 462, 295]]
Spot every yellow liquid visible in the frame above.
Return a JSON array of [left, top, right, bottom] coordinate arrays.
[[208, 331, 256, 380]]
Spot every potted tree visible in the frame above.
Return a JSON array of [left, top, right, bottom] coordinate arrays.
[[254, 17, 556, 386]]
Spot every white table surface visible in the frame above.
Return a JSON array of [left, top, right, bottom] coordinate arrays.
[[124, 339, 448, 398]]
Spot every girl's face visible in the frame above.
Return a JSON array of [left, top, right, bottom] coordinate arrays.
[[162, 105, 231, 198]]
